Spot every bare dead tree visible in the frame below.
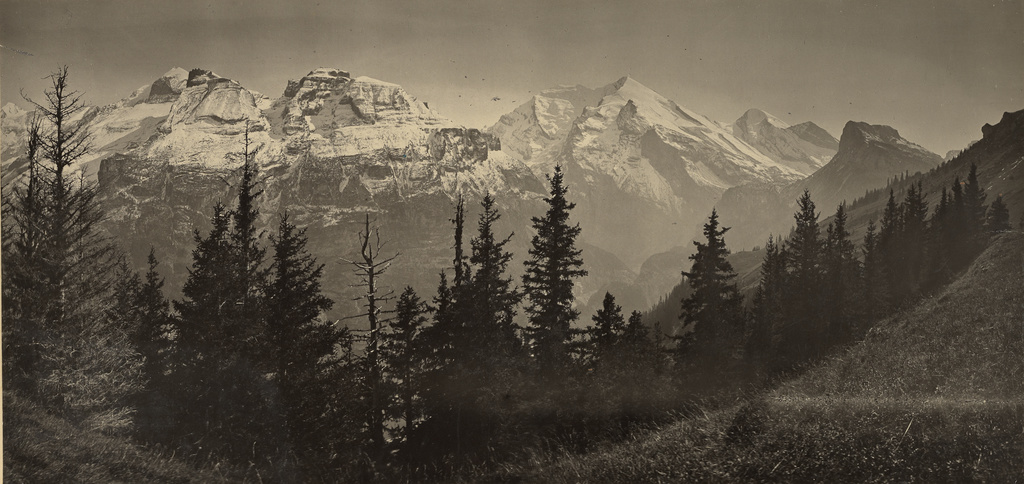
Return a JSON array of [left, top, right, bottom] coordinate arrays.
[[341, 214, 398, 459]]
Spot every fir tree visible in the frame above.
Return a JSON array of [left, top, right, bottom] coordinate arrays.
[[861, 220, 888, 323], [465, 193, 523, 363], [925, 187, 954, 288], [987, 194, 1011, 232], [963, 163, 988, 239], [876, 189, 902, 309], [1, 67, 142, 430], [383, 287, 429, 452], [134, 249, 173, 381], [748, 235, 785, 367], [132, 249, 175, 442], [523, 165, 588, 377], [589, 292, 626, 365], [678, 209, 743, 365], [171, 126, 276, 463], [898, 181, 929, 301], [823, 203, 861, 346], [781, 190, 825, 362], [266, 213, 337, 467]]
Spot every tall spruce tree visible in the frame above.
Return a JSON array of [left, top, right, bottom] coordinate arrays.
[[781, 190, 825, 362], [382, 287, 429, 453], [987, 194, 1011, 232], [1, 67, 142, 431], [876, 189, 903, 309], [465, 193, 524, 364], [823, 203, 861, 346], [963, 163, 988, 241], [171, 125, 276, 463], [266, 213, 337, 468], [677, 209, 743, 365], [925, 187, 954, 289], [134, 249, 173, 381], [523, 165, 588, 377], [748, 235, 785, 367], [861, 220, 888, 323], [899, 182, 929, 301], [589, 292, 626, 366]]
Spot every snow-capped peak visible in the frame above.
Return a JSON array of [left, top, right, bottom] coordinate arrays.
[[738, 108, 790, 130], [2, 103, 26, 118]]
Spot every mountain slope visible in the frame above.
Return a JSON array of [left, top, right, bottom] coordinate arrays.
[[516, 232, 1024, 482]]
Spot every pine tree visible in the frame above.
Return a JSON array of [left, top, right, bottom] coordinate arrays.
[[170, 126, 276, 462], [465, 193, 524, 364], [452, 194, 471, 288], [963, 163, 988, 240], [589, 292, 626, 365], [229, 127, 270, 361], [523, 165, 588, 377], [132, 248, 175, 443], [987, 194, 1011, 232], [876, 189, 902, 309], [823, 203, 861, 347], [382, 287, 429, 452], [781, 190, 825, 362], [135, 249, 173, 381], [678, 209, 743, 365], [924, 187, 953, 289], [861, 220, 888, 324], [899, 182, 929, 301], [748, 235, 785, 367], [1, 67, 142, 431], [266, 213, 337, 467]]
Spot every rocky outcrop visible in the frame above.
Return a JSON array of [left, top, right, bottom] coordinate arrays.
[[428, 128, 500, 163], [163, 70, 264, 134], [275, 68, 447, 136], [146, 67, 189, 104]]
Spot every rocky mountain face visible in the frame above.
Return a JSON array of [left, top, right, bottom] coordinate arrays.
[[491, 77, 803, 273], [717, 120, 944, 251], [3, 67, 641, 322], [732, 108, 838, 176]]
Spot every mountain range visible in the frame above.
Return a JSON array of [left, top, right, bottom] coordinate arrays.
[[3, 66, 1017, 322]]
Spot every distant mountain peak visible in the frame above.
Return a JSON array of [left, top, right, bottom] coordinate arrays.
[[787, 121, 839, 151], [2, 103, 26, 118], [838, 121, 932, 154], [738, 108, 790, 130], [732, 109, 836, 176]]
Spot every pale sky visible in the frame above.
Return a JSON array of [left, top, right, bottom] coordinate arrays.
[[2, 0, 1022, 155]]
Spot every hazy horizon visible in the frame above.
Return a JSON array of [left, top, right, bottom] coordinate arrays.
[[2, 0, 1022, 155]]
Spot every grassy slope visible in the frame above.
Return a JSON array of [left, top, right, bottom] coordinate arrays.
[[516, 232, 1024, 482], [3, 392, 235, 483]]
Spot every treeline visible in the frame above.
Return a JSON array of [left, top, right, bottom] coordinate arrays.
[[2, 68, 1013, 482], [742, 165, 1010, 372]]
